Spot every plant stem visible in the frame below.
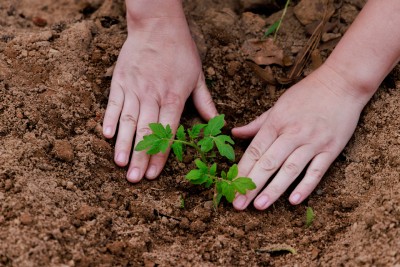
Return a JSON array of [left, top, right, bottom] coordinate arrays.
[[273, 0, 291, 41], [173, 140, 207, 162]]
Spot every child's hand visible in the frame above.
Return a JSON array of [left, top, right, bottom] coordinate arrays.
[[103, 16, 217, 183], [231, 65, 367, 210]]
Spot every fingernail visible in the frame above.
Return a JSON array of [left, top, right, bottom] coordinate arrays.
[[103, 126, 112, 136], [255, 195, 269, 209], [128, 168, 140, 182], [116, 152, 127, 165], [233, 195, 247, 210], [290, 193, 301, 204], [146, 165, 157, 179]]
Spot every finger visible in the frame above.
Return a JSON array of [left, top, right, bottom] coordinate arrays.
[[127, 99, 160, 183], [233, 135, 300, 210], [236, 123, 278, 178], [289, 152, 335, 205], [253, 145, 316, 210], [103, 80, 124, 138], [192, 74, 218, 121], [145, 93, 185, 179], [114, 93, 140, 166], [232, 111, 270, 139]]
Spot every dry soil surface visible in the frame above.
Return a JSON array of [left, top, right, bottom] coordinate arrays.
[[0, 0, 399, 266]]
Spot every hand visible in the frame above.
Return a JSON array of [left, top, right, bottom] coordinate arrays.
[[102, 16, 217, 183], [231, 65, 369, 210]]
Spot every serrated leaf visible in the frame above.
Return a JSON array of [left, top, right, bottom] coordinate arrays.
[[220, 181, 236, 203], [186, 169, 202, 181], [198, 137, 214, 152], [149, 123, 173, 139], [204, 114, 224, 136], [209, 163, 217, 176], [176, 125, 186, 141], [171, 142, 183, 161], [264, 20, 280, 38], [194, 159, 208, 172], [147, 139, 169, 155], [191, 174, 211, 185], [135, 134, 159, 151], [214, 135, 235, 161], [232, 177, 256, 194], [227, 164, 238, 181], [221, 170, 227, 179], [188, 124, 206, 139]]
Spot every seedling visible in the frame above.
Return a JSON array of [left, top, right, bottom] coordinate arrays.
[[305, 206, 315, 228], [135, 114, 256, 207], [263, 0, 291, 41]]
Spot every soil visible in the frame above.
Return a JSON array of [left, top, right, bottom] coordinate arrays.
[[1, 0, 399, 266]]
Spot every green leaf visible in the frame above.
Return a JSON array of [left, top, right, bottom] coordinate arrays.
[[227, 164, 238, 181], [204, 114, 224, 136], [221, 171, 227, 179], [135, 134, 159, 151], [209, 163, 217, 176], [305, 207, 315, 228], [220, 181, 236, 203], [213, 193, 223, 207], [188, 124, 206, 139], [214, 135, 235, 161], [194, 159, 208, 172], [176, 125, 186, 141], [191, 174, 211, 185], [264, 20, 280, 38], [186, 169, 202, 181], [171, 142, 183, 161], [149, 123, 172, 139], [232, 177, 256, 194], [198, 137, 214, 152], [147, 139, 169, 155]]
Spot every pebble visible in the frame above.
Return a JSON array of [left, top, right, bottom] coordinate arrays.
[[66, 181, 75, 190], [20, 212, 33, 225], [53, 140, 74, 162]]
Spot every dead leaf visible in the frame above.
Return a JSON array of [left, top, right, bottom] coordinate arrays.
[[242, 38, 284, 66], [245, 60, 276, 84]]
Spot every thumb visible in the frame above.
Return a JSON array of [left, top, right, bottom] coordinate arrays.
[[232, 110, 270, 139], [192, 74, 218, 121]]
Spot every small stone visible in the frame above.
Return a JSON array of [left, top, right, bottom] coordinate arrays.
[[206, 66, 216, 76], [66, 181, 75, 190], [227, 61, 241, 76], [32, 17, 47, 27], [20, 213, 33, 225], [53, 140, 74, 162], [77, 227, 87, 235]]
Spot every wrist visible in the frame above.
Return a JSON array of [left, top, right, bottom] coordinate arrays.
[[125, 0, 185, 28], [312, 63, 377, 108]]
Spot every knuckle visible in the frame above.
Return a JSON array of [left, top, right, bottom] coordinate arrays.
[[258, 155, 277, 172], [282, 162, 301, 177], [247, 144, 263, 161], [307, 168, 324, 183], [120, 114, 137, 126], [107, 99, 121, 108], [138, 127, 152, 136], [162, 92, 184, 108]]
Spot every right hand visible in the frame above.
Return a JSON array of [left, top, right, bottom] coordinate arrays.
[[102, 15, 217, 183]]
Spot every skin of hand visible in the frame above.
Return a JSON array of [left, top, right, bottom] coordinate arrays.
[[232, 0, 400, 210], [103, 0, 218, 183]]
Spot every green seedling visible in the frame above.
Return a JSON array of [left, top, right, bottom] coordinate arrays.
[[305, 206, 315, 228], [263, 0, 291, 41], [135, 114, 256, 207], [180, 194, 185, 209]]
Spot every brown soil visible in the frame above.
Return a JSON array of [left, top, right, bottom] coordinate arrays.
[[1, 0, 399, 266]]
